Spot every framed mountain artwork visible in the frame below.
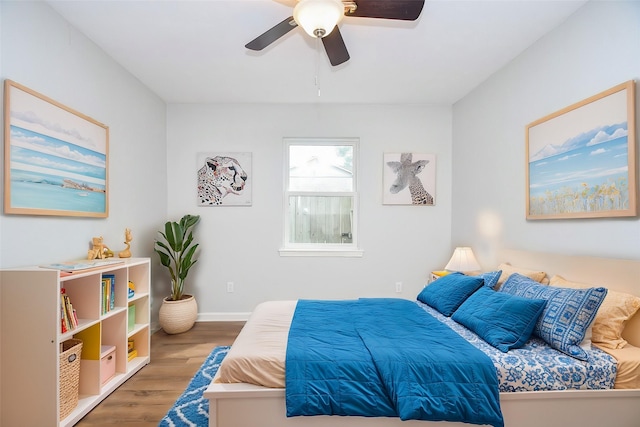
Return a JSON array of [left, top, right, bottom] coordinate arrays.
[[526, 81, 636, 220]]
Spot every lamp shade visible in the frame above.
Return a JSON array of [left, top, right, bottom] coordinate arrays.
[[444, 247, 481, 272], [293, 0, 344, 38]]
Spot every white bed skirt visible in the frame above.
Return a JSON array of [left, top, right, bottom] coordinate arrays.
[[205, 249, 640, 427], [205, 382, 640, 427]]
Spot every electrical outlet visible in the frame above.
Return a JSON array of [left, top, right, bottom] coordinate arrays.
[[227, 281, 234, 293], [395, 282, 402, 293]]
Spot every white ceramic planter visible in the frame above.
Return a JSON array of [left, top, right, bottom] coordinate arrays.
[[159, 294, 198, 334]]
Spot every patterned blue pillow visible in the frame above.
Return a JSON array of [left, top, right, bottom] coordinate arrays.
[[500, 273, 607, 360], [452, 287, 546, 352], [417, 272, 483, 316], [475, 270, 502, 289]]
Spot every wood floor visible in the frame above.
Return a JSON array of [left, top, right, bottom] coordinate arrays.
[[75, 321, 244, 426]]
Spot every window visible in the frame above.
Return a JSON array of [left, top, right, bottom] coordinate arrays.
[[281, 138, 362, 257]]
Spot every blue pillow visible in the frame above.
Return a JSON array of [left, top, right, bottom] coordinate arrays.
[[417, 272, 483, 316], [500, 273, 607, 360], [475, 270, 502, 289], [452, 287, 546, 352]]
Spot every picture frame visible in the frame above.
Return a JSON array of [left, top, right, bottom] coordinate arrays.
[[4, 80, 109, 217], [196, 152, 252, 206], [526, 81, 636, 220], [383, 152, 436, 205]]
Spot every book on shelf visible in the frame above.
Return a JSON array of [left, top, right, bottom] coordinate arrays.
[[60, 288, 78, 333], [127, 339, 137, 361], [128, 304, 136, 332], [101, 278, 107, 314], [101, 274, 115, 314], [61, 306, 68, 334], [109, 276, 115, 311]]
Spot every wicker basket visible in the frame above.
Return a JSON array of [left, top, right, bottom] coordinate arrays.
[[159, 295, 198, 334], [59, 338, 83, 420]]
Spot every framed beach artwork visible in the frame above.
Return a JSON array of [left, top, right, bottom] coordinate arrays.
[[526, 81, 636, 220], [383, 152, 436, 205], [196, 152, 252, 206], [4, 80, 109, 217]]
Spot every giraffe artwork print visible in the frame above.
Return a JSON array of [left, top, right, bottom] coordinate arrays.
[[383, 153, 436, 205]]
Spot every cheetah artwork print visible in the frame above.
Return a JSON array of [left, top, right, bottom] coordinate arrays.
[[198, 155, 248, 205]]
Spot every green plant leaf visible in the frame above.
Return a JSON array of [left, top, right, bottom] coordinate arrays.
[[181, 214, 200, 230], [155, 249, 171, 267], [155, 214, 200, 301]]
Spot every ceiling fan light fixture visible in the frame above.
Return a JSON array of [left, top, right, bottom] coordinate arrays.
[[293, 0, 344, 38]]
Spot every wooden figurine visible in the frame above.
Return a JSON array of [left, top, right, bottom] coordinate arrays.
[[118, 228, 132, 258], [87, 236, 114, 260]]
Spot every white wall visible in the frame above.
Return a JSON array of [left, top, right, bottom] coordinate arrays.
[[0, 0, 167, 270], [166, 104, 453, 316], [0, 0, 168, 336], [452, 0, 640, 267], [0, 1, 168, 416]]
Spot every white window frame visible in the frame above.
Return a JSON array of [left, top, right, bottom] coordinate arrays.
[[280, 137, 363, 257]]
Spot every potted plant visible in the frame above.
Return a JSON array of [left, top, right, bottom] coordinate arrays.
[[154, 214, 201, 334]]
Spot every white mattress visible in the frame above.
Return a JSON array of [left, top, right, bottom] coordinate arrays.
[[215, 299, 626, 391], [213, 300, 295, 388]]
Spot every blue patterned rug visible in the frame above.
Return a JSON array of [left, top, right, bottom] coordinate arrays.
[[159, 346, 229, 427]]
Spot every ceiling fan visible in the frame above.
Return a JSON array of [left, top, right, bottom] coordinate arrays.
[[245, 0, 425, 66]]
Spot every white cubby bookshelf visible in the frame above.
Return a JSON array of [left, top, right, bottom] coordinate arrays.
[[0, 258, 151, 427]]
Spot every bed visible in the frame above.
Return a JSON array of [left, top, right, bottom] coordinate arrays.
[[204, 249, 640, 427]]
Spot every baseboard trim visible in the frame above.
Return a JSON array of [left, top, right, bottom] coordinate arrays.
[[197, 312, 251, 322]]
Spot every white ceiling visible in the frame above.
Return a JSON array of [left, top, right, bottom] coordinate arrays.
[[47, 0, 587, 105]]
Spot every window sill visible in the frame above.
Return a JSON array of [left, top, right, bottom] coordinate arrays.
[[279, 248, 364, 258]]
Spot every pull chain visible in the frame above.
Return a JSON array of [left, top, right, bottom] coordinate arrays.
[[315, 37, 321, 97]]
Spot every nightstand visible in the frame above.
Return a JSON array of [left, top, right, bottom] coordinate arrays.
[[430, 270, 451, 283]]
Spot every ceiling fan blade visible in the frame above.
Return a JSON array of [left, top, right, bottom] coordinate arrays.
[[322, 27, 350, 66], [348, 0, 425, 21], [245, 16, 298, 51]]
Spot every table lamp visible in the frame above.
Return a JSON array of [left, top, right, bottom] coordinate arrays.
[[445, 247, 481, 272]]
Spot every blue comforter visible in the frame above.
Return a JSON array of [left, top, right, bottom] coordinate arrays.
[[285, 299, 504, 427]]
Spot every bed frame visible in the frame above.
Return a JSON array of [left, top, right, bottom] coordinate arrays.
[[204, 249, 640, 427]]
